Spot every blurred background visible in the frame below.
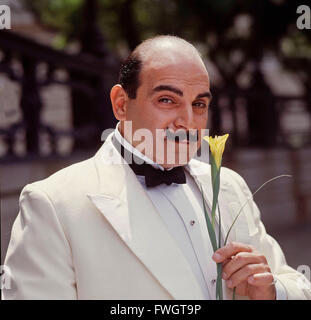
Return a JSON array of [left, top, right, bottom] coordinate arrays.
[[1, 0, 310, 273]]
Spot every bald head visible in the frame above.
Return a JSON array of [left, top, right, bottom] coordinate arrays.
[[118, 35, 207, 99], [134, 35, 202, 64]]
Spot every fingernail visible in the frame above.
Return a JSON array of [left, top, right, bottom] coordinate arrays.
[[222, 272, 228, 280], [227, 280, 233, 288], [213, 253, 221, 261]]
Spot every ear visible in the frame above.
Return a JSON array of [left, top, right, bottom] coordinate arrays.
[[110, 84, 129, 121]]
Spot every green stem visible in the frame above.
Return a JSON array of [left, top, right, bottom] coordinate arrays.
[[201, 185, 218, 252], [210, 156, 220, 228], [233, 287, 236, 300], [216, 205, 223, 299], [216, 262, 223, 300], [217, 204, 222, 248]]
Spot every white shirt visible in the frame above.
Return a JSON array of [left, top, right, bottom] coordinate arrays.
[[113, 122, 287, 300]]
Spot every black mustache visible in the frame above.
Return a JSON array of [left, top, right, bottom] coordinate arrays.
[[166, 128, 199, 142]]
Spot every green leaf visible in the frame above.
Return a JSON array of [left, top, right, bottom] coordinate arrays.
[[201, 185, 218, 252], [224, 174, 292, 246]]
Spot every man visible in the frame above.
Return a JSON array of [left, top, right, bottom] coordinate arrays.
[[3, 35, 311, 300]]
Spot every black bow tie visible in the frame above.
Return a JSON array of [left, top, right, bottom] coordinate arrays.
[[129, 161, 186, 188], [112, 134, 186, 188]]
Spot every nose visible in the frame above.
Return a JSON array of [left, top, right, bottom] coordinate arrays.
[[174, 102, 195, 130]]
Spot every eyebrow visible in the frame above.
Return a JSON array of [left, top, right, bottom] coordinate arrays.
[[153, 85, 183, 96], [152, 85, 212, 100], [195, 91, 212, 100]]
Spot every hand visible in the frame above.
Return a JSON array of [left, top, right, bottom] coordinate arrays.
[[212, 242, 276, 300]]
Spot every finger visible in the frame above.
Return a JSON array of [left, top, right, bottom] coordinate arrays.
[[225, 263, 270, 288], [213, 242, 253, 263], [222, 252, 267, 280], [220, 258, 231, 279], [247, 272, 275, 287], [221, 258, 232, 269], [232, 280, 248, 297]]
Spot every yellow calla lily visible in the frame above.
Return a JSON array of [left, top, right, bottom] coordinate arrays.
[[203, 134, 229, 169]]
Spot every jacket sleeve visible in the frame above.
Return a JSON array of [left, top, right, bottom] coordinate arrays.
[[3, 183, 77, 300], [227, 168, 311, 300]]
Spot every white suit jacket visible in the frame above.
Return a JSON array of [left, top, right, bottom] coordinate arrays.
[[3, 132, 311, 300]]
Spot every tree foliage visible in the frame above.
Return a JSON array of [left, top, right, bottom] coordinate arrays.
[[25, 0, 311, 146], [26, 0, 310, 82]]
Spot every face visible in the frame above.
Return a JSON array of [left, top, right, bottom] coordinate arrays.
[[112, 49, 211, 168]]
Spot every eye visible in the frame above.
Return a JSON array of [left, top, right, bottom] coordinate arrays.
[[193, 101, 207, 108], [159, 97, 174, 104]]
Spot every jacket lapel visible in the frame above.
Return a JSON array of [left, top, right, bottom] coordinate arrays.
[[87, 133, 205, 300]]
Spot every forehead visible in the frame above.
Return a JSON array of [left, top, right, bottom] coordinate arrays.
[[139, 52, 210, 93]]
